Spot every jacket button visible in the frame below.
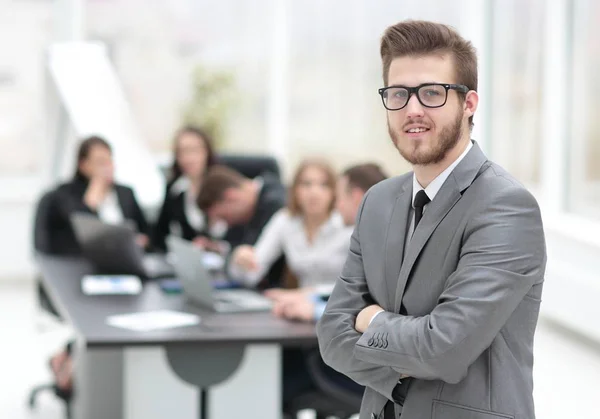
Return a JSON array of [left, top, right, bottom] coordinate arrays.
[[368, 337, 374, 346]]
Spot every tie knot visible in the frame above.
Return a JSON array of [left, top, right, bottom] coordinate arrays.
[[413, 190, 430, 209]]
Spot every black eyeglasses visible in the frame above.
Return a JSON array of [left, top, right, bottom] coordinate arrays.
[[378, 83, 469, 111]]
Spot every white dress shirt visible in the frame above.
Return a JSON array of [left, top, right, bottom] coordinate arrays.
[[97, 189, 124, 225], [231, 209, 353, 288], [411, 140, 473, 214]]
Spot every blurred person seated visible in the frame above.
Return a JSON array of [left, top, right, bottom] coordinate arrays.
[[44, 136, 152, 398], [268, 163, 389, 322], [196, 164, 286, 286], [224, 158, 358, 409], [270, 163, 387, 415], [153, 126, 221, 252], [51, 135, 150, 255], [229, 159, 353, 295]]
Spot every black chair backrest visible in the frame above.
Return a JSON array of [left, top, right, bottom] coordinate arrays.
[[218, 153, 281, 180], [306, 350, 363, 409], [33, 189, 57, 254]]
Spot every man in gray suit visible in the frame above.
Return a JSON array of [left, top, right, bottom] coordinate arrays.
[[317, 20, 546, 419]]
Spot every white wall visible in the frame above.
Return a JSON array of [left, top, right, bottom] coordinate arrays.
[[0, 203, 36, 280], [0, 178, 40, 281]]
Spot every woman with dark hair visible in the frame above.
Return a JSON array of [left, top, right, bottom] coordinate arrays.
[[51, 135, 150, 255], [45, 135, 150, 399], [152, 126, 218, 251]]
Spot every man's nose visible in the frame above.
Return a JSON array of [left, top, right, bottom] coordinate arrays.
[[404, 93, 425, 119]]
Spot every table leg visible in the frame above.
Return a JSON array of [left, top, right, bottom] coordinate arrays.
[[200, 388, 208, 419], [71, 340, 123, 419], [167, 344, 282, 419], [72, 342, 282, 419]]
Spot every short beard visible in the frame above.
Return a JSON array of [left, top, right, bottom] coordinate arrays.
[[389, 110, 463, 166]]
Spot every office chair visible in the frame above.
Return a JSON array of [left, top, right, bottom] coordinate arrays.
[[32, 189, 62, 318], [160, 153, 281, 181], [28, 188, 73, 418], [284, 351, 362, 419], [218, 153, 281, 180]]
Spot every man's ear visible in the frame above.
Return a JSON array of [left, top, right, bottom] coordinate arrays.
[[223, 188, 239, 201], [464, 90, 479, 120], [351, 187, 365, 204]]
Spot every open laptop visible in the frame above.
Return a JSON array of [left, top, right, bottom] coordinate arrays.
[[166, 235, 273, 313], [70, 213, 175, 279]]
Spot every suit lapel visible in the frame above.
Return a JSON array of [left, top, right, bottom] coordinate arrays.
[[393, 142, 489, 313], [393, 180, 461, 312], [384, 179, 412, 310], [114, 187, 131, 220]]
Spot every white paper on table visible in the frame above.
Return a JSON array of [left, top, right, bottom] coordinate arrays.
[[82, 275, 142, 295], [106, 310, 200, 332], [201, 252, 225, 270]]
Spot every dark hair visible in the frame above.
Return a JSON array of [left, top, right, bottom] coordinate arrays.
[[380, 20, 477, 126], [342, 163, 388, 193], [170, 125, 218, 181], [196, 165, 247, 211], [287, 159, 337, 216], [74, 135, 112, 180]]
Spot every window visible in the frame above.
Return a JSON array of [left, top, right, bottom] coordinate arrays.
[[569, 0, 600, 220], [488, 0, 544, 188], [286, 0, 465, 177], [0, 3, 51, 176], [87, 0, 273, 154]]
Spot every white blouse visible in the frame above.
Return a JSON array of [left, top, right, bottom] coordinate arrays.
[[231, 209, 353, 289], [170, 176, 206, 231], [97, 189, 124, 225]]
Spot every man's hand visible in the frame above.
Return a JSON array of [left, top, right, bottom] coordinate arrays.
[[192, 236, 226, 253], [231, 245, 258, 271], [355, 304, 384, 333], [272, 298, 316, 322], [192, 236, 212, 249], [135, 234, 149, 249], [83, 172, 111, 209]]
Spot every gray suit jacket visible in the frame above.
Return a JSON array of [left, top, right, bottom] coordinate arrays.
[[317, 143, 546, 419]]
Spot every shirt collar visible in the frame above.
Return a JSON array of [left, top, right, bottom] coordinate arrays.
[[412, 140, 473, 207], [254, 176, 264, 191], [170, 176, 190, 196]]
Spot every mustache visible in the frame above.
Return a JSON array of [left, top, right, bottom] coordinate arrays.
[[402, 119, 432, 131]]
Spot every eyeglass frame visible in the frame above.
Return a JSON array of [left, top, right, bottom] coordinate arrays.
[[377, 83, 469, 111]]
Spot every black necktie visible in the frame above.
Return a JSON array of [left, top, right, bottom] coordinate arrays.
[[413, 190, 430, 229], [382, 191, 431, 418]]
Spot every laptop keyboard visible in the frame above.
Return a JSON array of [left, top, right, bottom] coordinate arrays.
[[214, 290, 272, 308]]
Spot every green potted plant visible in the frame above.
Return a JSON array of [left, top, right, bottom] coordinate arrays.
[[182, 64, 236, 148]]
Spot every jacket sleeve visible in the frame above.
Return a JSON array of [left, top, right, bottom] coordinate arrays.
[[317, 191, 402, 401], [152, 186, 172, 251], [124, 186, 151, 238], [53, 184, 96, 220]]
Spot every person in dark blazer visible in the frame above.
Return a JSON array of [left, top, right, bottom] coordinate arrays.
[[152, 126, 218, 252], [50, 135, 150, 255], [44, 135, 151, 398], [197, 165, 287, 287]]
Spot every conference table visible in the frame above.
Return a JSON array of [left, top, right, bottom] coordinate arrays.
[[36, 253, 318, 419]]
